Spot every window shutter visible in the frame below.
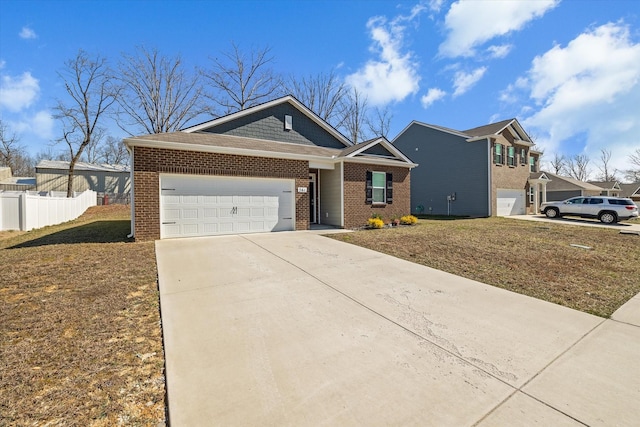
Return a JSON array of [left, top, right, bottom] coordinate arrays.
[[386, 172, 393, 204], [501, 144, 506, 165], [365, 171, 373, 204]]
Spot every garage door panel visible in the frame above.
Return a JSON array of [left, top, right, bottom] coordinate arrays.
[[497, 189, 526, 216], [160, 175, 295, 239]]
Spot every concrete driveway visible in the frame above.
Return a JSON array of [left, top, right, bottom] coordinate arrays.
[[509, 214, 640, 233], [156, 232, 640, 426]]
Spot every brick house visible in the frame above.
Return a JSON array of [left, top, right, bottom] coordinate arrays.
[[392, 118, 547, 217], [124, 96, 416, 240]]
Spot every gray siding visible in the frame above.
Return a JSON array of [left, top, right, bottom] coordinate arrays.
[[546, 190, 583, 201], [203, 104, 346, 149], [394, 125, 489, 217], [36, 168, 130, 194], [319, 166, 342, 226]]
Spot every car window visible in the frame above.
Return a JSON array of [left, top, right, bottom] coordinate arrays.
[[567, 198, 584, 204], [608, 199, 634, 205], [590, 198, 603, 204]]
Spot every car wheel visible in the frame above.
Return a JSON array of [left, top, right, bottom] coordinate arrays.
[[599, 211, 617, 224], [545, 208, 559, 219]]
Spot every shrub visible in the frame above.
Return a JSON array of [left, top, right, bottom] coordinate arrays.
[[367, 217, 385, 229], [400, 215, 418, 225]]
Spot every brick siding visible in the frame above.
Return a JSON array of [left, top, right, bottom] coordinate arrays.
[[343, 162, 411, 229], [490, 134, 533, 215], [132, 146, 308, 241]]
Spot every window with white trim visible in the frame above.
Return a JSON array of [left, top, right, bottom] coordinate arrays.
[[507, 146, 515, 166], [494, 144, 503, 164], [372, 172, 386, 203], [366, 171, 393, 205]]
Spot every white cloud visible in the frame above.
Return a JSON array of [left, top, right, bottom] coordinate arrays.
[[519, 22, 640, 173], [345, 8, 423, 106], [9, 110, 54, 140], [439, 0, 559, 58], [19, 26, 37, 40], [0, 60, 5, 70], [421, 88, 447, 108], [0, 71, 40, 112], [452, 67, 487, 97], [486, 44, 512, 59]]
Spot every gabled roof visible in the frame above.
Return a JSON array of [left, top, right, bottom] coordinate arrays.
[[392, 120, 469, 142], [125, 132, 416, 168], [392, 118, 534, 145], [36, 160, 129, 173], [620, 183, 640, 197], [181, 95, 352, 147], [339, 137, 415, 164], [587, 180, 621, 190], [543, 172, 604, 191], [463, 118, 533, 145], [529, 171, 551, 180], [462, 119, 515, 137]]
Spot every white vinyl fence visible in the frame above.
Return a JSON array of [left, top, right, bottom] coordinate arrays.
[[0, 190, 97, 231]]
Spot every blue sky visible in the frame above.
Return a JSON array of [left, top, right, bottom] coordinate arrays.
[[1, 0, 639, 178]]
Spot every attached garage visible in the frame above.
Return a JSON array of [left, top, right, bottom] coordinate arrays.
[[496, 189, 526, 216], [160, 175, 295, 239]]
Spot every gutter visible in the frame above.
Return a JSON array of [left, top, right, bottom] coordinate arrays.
[[125, 142, 135, 239]]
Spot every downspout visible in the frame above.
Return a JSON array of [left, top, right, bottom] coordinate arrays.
[[487, 137, 492, 216], [126, 143, 135, 239]]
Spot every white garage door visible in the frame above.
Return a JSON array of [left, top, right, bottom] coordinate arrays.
[[160, 175, 295, 239], [496, 189, 526, 216]]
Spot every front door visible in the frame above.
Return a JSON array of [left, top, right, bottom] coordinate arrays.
[[309, 173, 317, 223]]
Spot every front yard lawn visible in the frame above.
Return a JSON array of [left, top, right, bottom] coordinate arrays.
[[330, 217, 640, 318], [0, 205, 164, 426]]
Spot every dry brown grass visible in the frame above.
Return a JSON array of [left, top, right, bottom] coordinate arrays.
[[0, 205, 165, 426], [331, 217, 640, 318]]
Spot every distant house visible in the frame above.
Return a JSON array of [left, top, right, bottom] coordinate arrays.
[[0, 167, 36, 191], [35, 160, 130, 203], [392, 118, 547, 217], [620, 183, 640, 205], [588, 180, 621, 197], [544, 172, 604, 201]]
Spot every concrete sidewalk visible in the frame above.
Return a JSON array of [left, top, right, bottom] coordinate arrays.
[[156, 232, 640, 426], [509, 214, 640, 233]]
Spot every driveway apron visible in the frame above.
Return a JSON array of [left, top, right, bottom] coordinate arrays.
[[155, 232, 639, 426]]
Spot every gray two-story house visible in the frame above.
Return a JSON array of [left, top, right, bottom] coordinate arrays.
[[392, 118, 548, 217]]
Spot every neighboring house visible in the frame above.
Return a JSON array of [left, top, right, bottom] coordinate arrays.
[[620, 183, 640, 205], [124, 95, 416, 241], [36, 160, 130, 203], [544, 172, 604, 201], [588, 180, 621, 197], [392, 118, 546, 217], [0, 167, 36, 191]]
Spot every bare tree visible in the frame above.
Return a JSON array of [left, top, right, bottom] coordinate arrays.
[[81, 127, 107, 163], [286, 70, 347, 124], [624, 148, 640, 182], [337, 88, 370, 144], [54, 50, 119, 197], [0, 119, 34, 176], [548, 152, 566, 175], [201, 42, 282, 114], [366, 106, 393, 139], [566, 154, 591, 181], [99, 136, 129, 165], [595, 148, 617, 181], [117, 46, 208, 134]]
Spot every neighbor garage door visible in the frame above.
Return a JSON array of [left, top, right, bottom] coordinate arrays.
[[160, 175, 295, 239], [496, 189, 526, 216]]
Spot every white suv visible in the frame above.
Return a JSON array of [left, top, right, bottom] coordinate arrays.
[[540, 196, 639, 224]]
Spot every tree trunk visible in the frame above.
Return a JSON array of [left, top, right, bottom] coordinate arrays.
[[67, 158, 76, 198]]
